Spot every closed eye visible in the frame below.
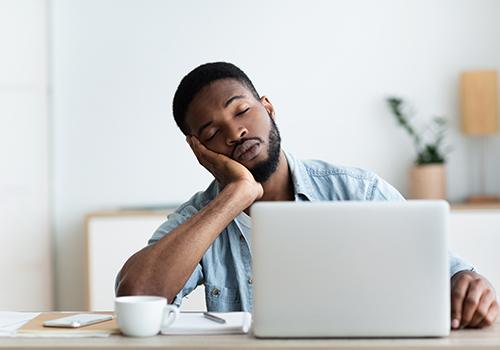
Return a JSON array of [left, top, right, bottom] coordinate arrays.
[[205, 130, 218, 142], [236, 107, 250, 117]]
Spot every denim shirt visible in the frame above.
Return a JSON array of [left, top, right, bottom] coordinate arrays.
[[147, 151, 474, 312]]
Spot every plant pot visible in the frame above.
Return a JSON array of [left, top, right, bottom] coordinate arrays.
[[409, 164, 446, 199]]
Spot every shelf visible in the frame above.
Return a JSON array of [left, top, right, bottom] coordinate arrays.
[[451, 202, 500, 211]]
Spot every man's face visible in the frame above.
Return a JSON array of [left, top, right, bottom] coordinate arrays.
[[184, 79, 281, 182]]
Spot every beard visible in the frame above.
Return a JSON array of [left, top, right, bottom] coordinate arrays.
[[249, 117, 281, 183]]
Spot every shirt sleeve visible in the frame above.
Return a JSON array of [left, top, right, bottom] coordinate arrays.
[[115, 204, 204, 307], [366, 173, 476, 278], [367, 174, 405, 201], [448, 250, 475, 278], [148, 206, 204, 307]]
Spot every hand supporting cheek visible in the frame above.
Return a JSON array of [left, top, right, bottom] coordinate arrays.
[[186, 136, 263, 200]]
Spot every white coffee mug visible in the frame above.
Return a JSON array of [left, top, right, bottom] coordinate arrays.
[[115, 296, 179, 337]]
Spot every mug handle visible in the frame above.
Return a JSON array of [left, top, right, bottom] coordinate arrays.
[[161, 304, 180, 330]]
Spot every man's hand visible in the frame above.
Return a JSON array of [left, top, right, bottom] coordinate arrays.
[[186, 136, 263, 200], [451, 270, 498, 329]]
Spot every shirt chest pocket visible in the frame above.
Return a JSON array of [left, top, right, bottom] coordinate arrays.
[[204, 283, 242, 312]]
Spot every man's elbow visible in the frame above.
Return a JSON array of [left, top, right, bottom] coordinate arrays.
[[115, 269, 146, 296], [115, 274, 178, 303], [115, 254, 149, 296], [115, 274, 138, 297], [116, 286, 177, 304]]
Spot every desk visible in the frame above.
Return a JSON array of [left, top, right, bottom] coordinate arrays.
[[1, 321, 499, 350]]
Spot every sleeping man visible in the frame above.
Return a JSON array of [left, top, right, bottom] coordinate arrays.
[[116, 62, 498, 329]]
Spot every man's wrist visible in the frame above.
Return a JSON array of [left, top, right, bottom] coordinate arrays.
[[223, 180, 262, 208]]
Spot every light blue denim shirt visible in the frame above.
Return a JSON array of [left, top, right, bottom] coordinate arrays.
[[146, 151, 474, 312]]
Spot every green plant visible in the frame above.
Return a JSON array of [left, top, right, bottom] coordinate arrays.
[[386, 97, 450, 165]]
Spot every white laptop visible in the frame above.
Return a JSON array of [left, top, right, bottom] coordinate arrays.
[[251, 200, 450, 338]]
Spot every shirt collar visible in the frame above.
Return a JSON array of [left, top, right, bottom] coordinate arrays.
[[284, 150, 318, 202], [210, 150, 318, 202]]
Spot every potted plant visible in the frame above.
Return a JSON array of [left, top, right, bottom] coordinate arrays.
[[386, 97, 450, 199]]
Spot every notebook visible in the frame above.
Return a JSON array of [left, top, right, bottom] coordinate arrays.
[[16, 312, 119, 337], [161, 312, 251, 335]]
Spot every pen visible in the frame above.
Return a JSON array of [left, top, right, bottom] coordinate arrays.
[[203, 312, 226, 324]]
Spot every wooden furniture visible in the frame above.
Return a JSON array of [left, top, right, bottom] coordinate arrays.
[[449, 204, 500, 292], [85, 209, 206, 312], [1, 320, 499, 350]]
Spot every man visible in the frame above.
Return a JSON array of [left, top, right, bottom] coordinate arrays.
[[117, 62, 498, 329]]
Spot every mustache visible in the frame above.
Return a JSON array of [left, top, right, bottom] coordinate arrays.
[[231, 137, 263, 159]]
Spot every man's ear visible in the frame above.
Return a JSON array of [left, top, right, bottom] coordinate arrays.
[[260, 96, 276, 119]]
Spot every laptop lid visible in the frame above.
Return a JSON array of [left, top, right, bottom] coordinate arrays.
[[251, 200, 450, 338]]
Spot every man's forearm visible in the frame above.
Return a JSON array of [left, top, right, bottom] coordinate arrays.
[[116, 181, 257, 301]]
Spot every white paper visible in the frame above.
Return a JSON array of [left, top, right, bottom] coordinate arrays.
[[0, 311, 40, 337], [161, 312, 252, 335]]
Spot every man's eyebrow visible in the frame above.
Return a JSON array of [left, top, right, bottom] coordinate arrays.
[[223, 95, 245, 108], [197, 120, 213, 136]]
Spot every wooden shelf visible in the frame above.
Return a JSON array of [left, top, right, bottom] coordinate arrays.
[[451, 202, 500, 210]]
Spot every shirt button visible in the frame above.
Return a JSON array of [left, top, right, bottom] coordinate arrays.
[[211, 288, 220, 297], [239, 234, 245, 241], [247, 278, 253, 285]]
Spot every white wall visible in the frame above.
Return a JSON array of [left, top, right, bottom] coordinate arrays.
[[0, 0, 52, 310], [51, 0, 500, 309]]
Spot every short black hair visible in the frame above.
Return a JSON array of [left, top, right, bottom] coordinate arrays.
[[172, 62, 260, 134]]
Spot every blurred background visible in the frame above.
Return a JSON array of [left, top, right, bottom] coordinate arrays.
[[1, 0, 499, 311]]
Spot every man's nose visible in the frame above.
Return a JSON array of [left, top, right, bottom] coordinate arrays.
[[226, 125, 248, 146]]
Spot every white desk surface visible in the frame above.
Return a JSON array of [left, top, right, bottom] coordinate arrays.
[[0, 320, 499, 350]]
